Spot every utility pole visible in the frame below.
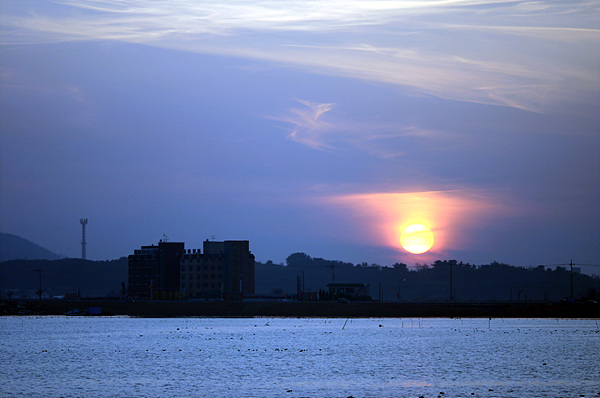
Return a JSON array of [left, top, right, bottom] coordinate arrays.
[[329, 263, 335, 283], [449, 261, 453, 302], [328, 263, 335, 300], [80, 218, 88, 260], [570, 259, 573, 300], [34, 269, 42, 300]]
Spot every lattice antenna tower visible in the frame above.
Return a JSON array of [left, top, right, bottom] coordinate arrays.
[[80, 218, 88, 260]]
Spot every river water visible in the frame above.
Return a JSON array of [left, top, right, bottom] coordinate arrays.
[[1, 317, 598, 397]]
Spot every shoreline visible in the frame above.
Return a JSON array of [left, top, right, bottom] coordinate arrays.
[[2, 299, 598, 318]]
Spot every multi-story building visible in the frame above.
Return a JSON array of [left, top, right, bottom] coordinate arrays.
[[222, 240, 254, 298], [179, 247, 223, 298], [180, 240, 255, 299], [129, 239, 254, 300], [128, 241, 185, 300]]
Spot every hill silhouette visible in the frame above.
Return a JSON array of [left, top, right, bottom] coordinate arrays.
[[0, 233, 65, 261]]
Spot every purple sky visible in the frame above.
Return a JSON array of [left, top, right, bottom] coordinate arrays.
[[1, 0, 599, 271]]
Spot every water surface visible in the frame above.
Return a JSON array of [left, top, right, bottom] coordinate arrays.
[[1, 317, 598, 397]]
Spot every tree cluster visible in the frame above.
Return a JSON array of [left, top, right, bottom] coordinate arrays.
[[255, 253, 599, 302]]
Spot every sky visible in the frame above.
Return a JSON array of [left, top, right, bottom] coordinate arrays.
[[1, 0, 599, 271]]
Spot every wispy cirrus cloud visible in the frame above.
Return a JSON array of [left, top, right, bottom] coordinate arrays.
[[270, 99, 445, 156], [275, 99, 335, 151], [1, 0, 598, 113]]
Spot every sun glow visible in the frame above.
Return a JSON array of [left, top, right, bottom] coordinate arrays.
[[399, 224, 434, 254], [322, 190, 503, 261]]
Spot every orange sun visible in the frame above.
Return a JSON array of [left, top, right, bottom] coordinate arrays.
[[400, 224, 434, 254]]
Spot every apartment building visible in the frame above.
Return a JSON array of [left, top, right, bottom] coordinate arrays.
[[129, 239, 254, 300]]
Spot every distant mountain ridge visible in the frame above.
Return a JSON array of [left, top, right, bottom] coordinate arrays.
[[0, 233, 66, 262]]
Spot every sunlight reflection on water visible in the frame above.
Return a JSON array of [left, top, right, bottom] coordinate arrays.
[[0, 317, 598, 397]]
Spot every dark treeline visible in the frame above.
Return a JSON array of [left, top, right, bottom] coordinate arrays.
[[256, 253, 600, 302], [0, 258, 128, 299], [1, 253, 599, 302]]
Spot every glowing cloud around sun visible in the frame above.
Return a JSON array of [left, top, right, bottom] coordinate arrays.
[[322, 190, 503, 261]]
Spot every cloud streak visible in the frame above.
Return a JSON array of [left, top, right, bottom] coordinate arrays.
[[281, 100, 335, 151], [2, 0, 598, 114], [271, 99, 445, 157]]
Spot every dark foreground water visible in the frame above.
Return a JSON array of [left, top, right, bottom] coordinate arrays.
[[1, 317, 598, 397]]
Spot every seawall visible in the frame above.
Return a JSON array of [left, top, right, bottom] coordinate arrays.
[[2, 299, 598, 318]]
